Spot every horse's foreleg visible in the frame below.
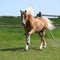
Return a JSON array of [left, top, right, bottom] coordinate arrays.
[[29, 29, 35, 35], [25, 29, 35, 50], [25, 33, 31, 50], [26, 34, 30, 45]]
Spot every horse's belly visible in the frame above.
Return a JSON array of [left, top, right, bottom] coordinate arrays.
[[35, 26, 43, 31]]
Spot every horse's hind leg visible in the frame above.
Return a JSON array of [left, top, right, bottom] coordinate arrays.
[[42, 30, 47, 48], [25, 32, 30, 50], [39, 30, 47, 50]]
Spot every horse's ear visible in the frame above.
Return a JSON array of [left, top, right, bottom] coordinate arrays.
[[20, 10, 22, 13], [25, 10, 27, 13]]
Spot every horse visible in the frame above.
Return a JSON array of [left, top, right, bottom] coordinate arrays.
[[20, 7, 55, 50]]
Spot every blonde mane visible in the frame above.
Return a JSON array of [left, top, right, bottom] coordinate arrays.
[[25, 6, 34, 15]]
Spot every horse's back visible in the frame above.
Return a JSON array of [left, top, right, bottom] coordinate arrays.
[[37, 17, 48, 28], [32, 17, 45, 31], [35, 17, 48, 28]]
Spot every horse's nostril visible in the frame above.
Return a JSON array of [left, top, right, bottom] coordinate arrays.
[[22, 23, 25, 26]]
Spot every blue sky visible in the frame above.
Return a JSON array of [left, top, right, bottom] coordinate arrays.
[[0, 0, 60, 16]]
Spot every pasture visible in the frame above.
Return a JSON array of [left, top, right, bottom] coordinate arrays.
[[0, 17, 60, 60]]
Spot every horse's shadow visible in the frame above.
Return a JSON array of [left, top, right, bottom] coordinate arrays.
[[0, 47, 25, 51], [0, 47, 43, 51]]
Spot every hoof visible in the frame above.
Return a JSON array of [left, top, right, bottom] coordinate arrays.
[[39, 47, 42, 50], [25, 45, 28, 51], [43, 45, 46, 48], [25, 48, 28, 51]]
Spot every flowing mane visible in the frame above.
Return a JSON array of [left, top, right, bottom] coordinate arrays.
[[25, 6, 34, 15]]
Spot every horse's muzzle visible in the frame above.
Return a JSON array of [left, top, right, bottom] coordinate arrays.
[[22, 23, 25, 26]]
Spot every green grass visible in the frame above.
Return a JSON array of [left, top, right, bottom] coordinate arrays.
[[0, 17, 22, 25], [0, 27, 60, 60]]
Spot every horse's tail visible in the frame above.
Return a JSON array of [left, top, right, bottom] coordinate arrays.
[[44, 17, 55, 30]]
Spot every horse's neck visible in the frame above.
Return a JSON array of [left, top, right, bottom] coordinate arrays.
[[28, 15, 34, 26]]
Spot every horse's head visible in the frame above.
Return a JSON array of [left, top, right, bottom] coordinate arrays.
[[20, 10, 29, 26], [20, 6, 34, 26]]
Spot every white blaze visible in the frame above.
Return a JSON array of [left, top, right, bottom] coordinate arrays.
[[22, 15, 26, 25]]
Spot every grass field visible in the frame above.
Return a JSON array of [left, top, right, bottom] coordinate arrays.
[[0, 17, 60, 60]]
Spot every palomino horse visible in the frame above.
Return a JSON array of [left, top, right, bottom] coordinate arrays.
[[20, 7, 55, 50]]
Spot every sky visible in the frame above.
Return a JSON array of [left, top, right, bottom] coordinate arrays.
[[0, 0, 60, 16]]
